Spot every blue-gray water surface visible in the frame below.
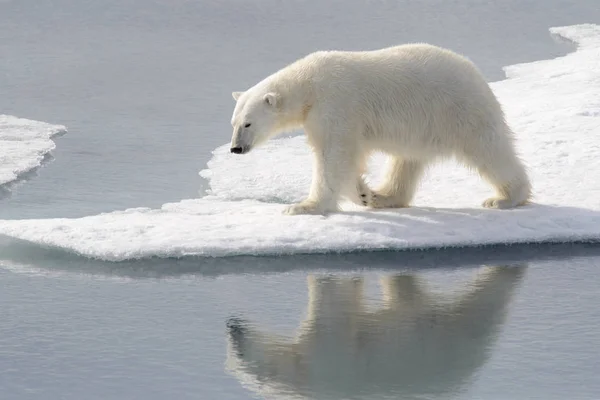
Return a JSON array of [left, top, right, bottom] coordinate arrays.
[[1, 0, 600, 399], [1, 241, 600, 399]]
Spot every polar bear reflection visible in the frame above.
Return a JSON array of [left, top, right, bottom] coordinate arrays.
[[226, 266, 525, 399]]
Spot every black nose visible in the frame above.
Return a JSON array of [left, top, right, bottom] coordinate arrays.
[[226, 317, 248, 336], [230, 147, 243, 154]]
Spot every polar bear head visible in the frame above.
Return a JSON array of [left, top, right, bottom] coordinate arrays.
[[229, 87, 282, 154]]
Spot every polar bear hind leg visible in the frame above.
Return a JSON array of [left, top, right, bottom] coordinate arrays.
[[459, 127, 532, 209], [368, 157, 426, 209], [353, 138, 530, 210], [351, 157, 426, 209]]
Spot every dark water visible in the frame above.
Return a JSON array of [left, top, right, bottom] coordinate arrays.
[[2, 242, 600, 399], [2, 0, 600, 399]]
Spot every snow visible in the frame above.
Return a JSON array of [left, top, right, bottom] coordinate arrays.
[[0, 24, 599, 261], [0, 115, 66, 188]]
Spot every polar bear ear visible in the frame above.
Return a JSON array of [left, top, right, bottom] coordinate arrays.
[[263, 92, 280, 107], [232, 91, 243, 101]]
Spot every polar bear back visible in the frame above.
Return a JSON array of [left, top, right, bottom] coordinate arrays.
[[294, 44, 506, 158]]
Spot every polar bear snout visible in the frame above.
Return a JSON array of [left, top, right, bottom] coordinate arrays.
[[226, 317, 248, 337], [230, 124, 253, 154]]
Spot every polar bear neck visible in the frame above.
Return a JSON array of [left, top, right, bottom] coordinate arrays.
[[261, 59, 317, 132]]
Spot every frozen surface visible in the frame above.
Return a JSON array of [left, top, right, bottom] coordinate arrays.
[[0, 115, 66, 189], [0, 24, 600, 261]]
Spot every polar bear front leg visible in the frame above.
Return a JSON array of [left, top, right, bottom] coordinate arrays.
[[284, 140, 353, 216]]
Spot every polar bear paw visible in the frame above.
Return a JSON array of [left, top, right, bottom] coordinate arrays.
[[357, 191, 373, 207], [355, 180, 376, 207], [355, 180, 410, 209], [283, 202, 328, 216], [357, 187, 409, 209], [368, 192, 410, 209], [482, 197, 516, 209]]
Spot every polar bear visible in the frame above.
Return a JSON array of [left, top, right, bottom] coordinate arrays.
[[226, 266, 526, 399], [230, 43, 532, 215]]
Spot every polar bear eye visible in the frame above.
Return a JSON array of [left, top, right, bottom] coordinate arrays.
[[244, 123, 251, 128]]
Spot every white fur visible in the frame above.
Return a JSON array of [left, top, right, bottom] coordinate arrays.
[[226, 266, 526, 399], [230, 44, 532, 215]]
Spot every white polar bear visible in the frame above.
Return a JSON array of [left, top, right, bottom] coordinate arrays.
[[230, 43, 532, 215]]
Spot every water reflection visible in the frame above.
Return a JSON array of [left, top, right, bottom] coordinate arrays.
[[226, 265, 526, 399]]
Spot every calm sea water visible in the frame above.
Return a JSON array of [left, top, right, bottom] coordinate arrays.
[[1, 0, 600, 399], [2, 242, 600, 399]]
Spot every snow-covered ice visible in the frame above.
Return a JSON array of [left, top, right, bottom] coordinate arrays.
[[0, 24, 599, 261], [0, 114, 66, 189]]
